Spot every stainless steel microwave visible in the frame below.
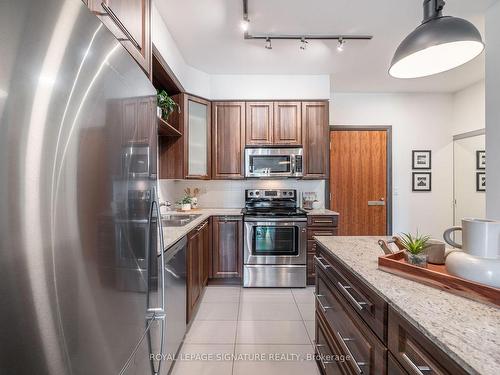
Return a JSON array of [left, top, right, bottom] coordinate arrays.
[[245, 148, 303, 178]]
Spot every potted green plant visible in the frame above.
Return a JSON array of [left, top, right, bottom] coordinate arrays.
[[398, 232, 431, 268], [177, 196, 192, 211], [156, 90, 179, 121]]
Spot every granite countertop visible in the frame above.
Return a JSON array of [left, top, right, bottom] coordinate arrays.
[[304, 208, 339, 215], [314, 236, 500, 375], [162, 209, 242, 250]]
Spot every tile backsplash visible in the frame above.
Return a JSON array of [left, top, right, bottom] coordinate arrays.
[[158, 179, 326, 209]]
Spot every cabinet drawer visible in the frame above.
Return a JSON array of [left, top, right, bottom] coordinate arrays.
[[316, 243, 387, 343], [316, 267, 387, 375], [388, 353, 409, 375], [315, 310, 347, 375], [308, 215, 339, 227], [308, 228, 338, 239], [388, 307, 468, 375]]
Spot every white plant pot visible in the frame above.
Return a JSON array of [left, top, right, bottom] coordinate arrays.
[[181, 203, 191, 211]]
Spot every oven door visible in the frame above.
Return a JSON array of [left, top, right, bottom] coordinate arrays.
[[244, 219, 307, 265]]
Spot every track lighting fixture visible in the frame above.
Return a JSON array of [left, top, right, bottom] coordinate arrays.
[[265, 37, 272, 50], [300, 38, 308, 50], [337, 38, 345, 52]]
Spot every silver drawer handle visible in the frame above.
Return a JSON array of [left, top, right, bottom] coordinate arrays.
[[337, 282, 368, 311], [100, 2, 141, 48], [315, 343, 335, 369], [313, 231, 334, 236], [402, 353, 432, 374], [314, 256, 331, 270], [336, 331, 367, 374], [314, 293, 333, 314], [314, 220, 334, 223], [196, 221, 208, 232]]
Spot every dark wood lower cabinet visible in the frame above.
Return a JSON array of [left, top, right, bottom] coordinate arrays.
[[211, 216, 243, 280], [307, 215, 338, 285], [187, 220, 209, 323], [315, 241, 469, 375]]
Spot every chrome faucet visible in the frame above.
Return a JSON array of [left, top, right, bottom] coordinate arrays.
[[159, 200, 172, 213]]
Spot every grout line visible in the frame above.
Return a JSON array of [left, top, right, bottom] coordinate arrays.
[[292, 288, 316, 347], [231, 286, 242, 375]]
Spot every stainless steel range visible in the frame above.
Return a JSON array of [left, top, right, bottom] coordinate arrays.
[[243, 189, 307, 288]]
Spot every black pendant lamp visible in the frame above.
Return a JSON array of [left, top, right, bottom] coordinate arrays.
[[389, 0, 484, 79]]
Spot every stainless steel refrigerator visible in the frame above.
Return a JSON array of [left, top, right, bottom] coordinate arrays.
[[0, 0, 166, 374]]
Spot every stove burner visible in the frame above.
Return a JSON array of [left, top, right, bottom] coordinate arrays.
[[243, 189, 305, 218]]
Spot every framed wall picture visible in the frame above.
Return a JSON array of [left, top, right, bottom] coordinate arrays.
[[412, 172, 432, 192], [476, 172, 486, 192], [412, 150, 432, 169], [476, 150, 486, 170]]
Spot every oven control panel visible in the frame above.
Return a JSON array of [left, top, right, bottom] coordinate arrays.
[[246, 189, 296, 199]]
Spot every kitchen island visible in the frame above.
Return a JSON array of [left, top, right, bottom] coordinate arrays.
[[314, 236, 500, 375]]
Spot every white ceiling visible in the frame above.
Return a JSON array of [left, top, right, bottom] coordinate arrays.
[[155, 0, 498, 93]]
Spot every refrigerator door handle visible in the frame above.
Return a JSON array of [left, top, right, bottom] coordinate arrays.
[[146, 313, 165, 375], [148, 200, 165, 313]]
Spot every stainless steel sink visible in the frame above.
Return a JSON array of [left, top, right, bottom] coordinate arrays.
[[161, 214, 202, 227]]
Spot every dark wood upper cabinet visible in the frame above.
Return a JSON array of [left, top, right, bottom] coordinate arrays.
[[89, 0, 151, 76], [273, 102, 302, 145], [211, 216, 243, 279], [303, 101, 329, 178], [245, 102, 274, 146], [212, 102, 245, 179]]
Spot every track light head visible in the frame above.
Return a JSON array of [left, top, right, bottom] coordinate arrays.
[[265, 37, 272, 50], [241, 19, 250, 32], [337, 38, 346, 52], [300, 37, 308, 50]]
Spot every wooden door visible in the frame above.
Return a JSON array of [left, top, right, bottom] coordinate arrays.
[[89, 0, 151, 75], [245, 102, 274, 145], [187, 229, 201, 321], [273, 102, 302, 145], [212, 102, 245, 179], [211, 217, 242, 279], [200, 221, 210, 286], [303, 101, 329, 178], [330, 130, 388, 235]]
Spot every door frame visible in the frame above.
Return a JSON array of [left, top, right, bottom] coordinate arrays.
[[327, 125, 393, 235]]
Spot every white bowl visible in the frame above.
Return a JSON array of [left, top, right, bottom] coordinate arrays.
[[445, 251, 500, 288]]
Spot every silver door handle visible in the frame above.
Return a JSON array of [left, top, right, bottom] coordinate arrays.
[[100, 2, 141, 49], [402, 353, 432, 374], [315, 343, 336, 369], [314, 256, 331, 270], [336, 331, 367, 374], [337, 282, 368, 311], [314, 293, 333, 314], [148, 201, 165, 314], [368, 200, 385, 206]]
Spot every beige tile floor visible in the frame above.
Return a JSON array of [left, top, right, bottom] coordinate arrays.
[[171, 286, 320, 375]]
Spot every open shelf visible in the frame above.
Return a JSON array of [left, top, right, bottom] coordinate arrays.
[[158, 116, 182, 137]]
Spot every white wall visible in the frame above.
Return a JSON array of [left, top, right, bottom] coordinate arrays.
[[151, 3, 211, 98], [159, 180, 325, 209], [331, 93, 454, 239], [486, 2, 500, 219], [210, 74, 330, 100], [452, 80, 485, 135]]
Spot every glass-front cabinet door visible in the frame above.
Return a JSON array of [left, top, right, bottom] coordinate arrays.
[[186, 95, 211, 179]]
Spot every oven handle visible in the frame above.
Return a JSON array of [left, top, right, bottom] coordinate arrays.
[[244, 217, 307, 222]]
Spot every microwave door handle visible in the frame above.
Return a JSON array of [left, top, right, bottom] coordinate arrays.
[[291, 155, 296, 174]]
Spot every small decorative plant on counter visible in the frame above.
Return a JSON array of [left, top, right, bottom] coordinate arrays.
[[398, 232, 431, 268], [177, 196, 192, 211], [184, 187, 200, 209], [156, 89, 179, 121]]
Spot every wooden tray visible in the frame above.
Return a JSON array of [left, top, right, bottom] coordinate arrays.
[[378, 251, 500, 308]]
